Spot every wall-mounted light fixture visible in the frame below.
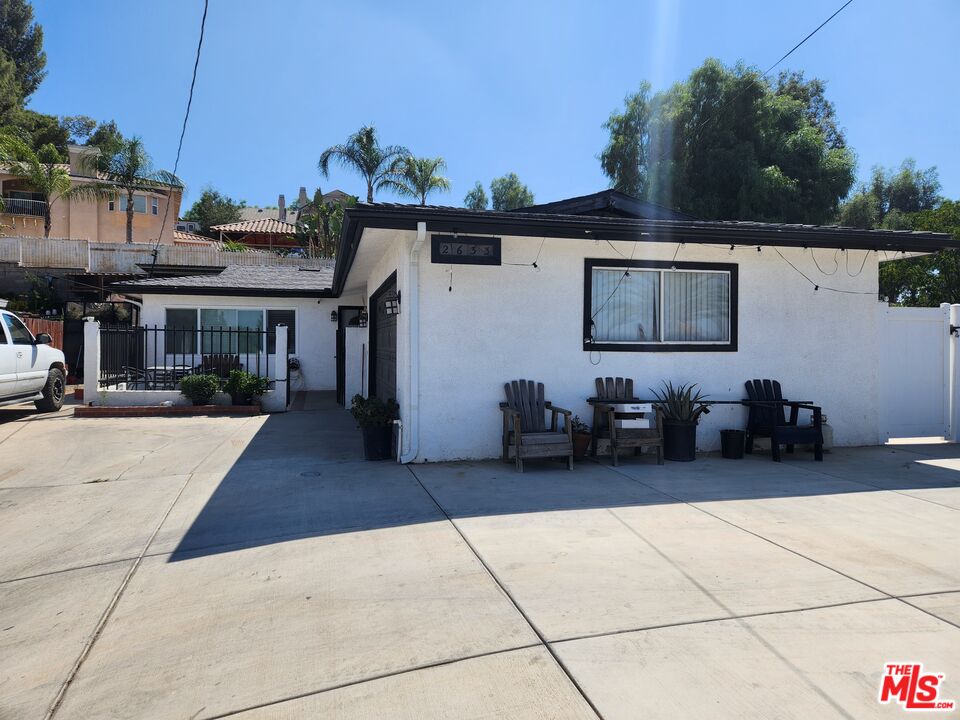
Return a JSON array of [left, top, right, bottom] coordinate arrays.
[[330, 310, 338, 323], [358, 308, 368, 327], [383, 290, 400, 316]]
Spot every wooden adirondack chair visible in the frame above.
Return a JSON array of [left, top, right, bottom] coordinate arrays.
[[588, 377, 664, 466], [500, 380, 574, 472], [744, 379, 823, 462]]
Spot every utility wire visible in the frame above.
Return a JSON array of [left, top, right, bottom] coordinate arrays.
[[148, 0, 209, 276], [648, 0, 855, 167]]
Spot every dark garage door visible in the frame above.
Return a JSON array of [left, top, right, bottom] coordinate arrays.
[[370, 276, 397, 401]]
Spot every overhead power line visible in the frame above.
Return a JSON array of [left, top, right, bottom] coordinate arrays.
[[150, 0, 209, 275]]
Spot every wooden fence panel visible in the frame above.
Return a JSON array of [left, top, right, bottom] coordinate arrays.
[[22, 317, 64, 350]]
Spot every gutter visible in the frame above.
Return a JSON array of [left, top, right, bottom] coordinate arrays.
[[400, 221, 426, 463]]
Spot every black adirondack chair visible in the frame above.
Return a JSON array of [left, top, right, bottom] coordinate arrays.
[[500, 380, 574, 472], [744, 379, 823, 462]]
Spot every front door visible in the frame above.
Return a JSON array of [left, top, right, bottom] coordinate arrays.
[[369, 275, 397, 402]]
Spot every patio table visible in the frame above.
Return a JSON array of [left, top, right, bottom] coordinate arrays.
[[145, 365, 195, 388]]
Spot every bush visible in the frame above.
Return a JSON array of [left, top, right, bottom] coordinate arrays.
[[350, 394, 398, 427], [179, 374, 221, 405], [224, 370, 270, 404]]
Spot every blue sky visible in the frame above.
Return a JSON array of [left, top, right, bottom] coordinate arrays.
[[30, 0, 959, 211]]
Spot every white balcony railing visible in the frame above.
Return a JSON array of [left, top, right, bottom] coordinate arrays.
[[1, 197, 47, 217]]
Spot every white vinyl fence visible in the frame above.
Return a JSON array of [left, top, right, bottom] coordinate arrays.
[[878, 303, 956, 441]]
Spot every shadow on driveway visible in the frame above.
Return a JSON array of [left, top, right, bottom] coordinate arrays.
[[169, 395, 960, 562]]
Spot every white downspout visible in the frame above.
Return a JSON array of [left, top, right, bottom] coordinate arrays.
[[400, 221, 426, 463]]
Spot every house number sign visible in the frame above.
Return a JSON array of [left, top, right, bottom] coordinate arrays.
[[431, 235, 501, 266]]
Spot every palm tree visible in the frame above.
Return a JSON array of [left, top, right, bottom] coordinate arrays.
[[95, 137, 181, 243], [0, 135, 113, 237], [382, 156, 451, 206], [318, 125, 409, 203]]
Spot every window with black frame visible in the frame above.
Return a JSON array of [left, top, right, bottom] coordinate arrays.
[[584, 259, 737, 352]]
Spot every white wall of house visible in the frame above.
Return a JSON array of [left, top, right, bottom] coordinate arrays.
[[357, 231, 883, 462], [140, 293, 358, 391]]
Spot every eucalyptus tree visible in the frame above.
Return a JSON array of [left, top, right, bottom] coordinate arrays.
[[463, 181, 488, 210], [318, 125, 409, 203], [382, 156, 451, 206]]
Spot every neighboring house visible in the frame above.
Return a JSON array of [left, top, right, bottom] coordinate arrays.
[[173, 230, 216, 246], [112, 263, 363, 396], [0, 145, 182, 244], [111, 190, 960, 461], [175, 220, 201, 234], [209, 218, 301, 251]]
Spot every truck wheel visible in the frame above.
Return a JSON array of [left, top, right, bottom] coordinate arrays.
[[34, 367, 65, 412]]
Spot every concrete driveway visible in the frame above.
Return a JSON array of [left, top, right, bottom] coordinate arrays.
[[1, 396, 959, 719]]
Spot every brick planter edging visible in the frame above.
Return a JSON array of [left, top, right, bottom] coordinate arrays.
[[74, 405, 262, 418]]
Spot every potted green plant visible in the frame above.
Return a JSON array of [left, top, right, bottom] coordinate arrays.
[[571, 415, 592, 459], [224, 370, 270, 406], [650, 381, 710, 462], [350, 394, 399, 460], [179, 374, 220, 406]]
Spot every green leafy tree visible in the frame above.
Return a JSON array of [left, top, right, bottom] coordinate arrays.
[[0, 0, 46, 100], [490, 173, 534, 211], [381, 156, 451, 205], [318, 125, 409, 203], [297, 187, 356, 257], [463, 181, 488, 210], [94, 136, 181, 243], [0, 134, 113, 236], [600, 59, 855, 223], [878, 200, 960, 306], [0, 50, 21, 124], [183, 188, 245, 237], [84, 120, 125, 157]]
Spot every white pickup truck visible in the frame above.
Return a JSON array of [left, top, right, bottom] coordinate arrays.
[[0, 307, 67, 412]]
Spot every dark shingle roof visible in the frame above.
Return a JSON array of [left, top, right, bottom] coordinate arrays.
[[112, 264, 335, 297]]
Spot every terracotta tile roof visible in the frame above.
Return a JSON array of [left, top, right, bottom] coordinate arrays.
[[173, 230, 214, 244], [210, 218, 300, 235]]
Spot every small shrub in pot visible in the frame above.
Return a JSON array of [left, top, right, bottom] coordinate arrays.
[[224, 370, 270, 405], [350, 394, 399, 460], [570, 415, 592, 459], [179, 374, 221, 406]]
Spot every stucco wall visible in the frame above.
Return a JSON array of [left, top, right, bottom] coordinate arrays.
[[382, 232, 880, 461], [140, 293, 357, 391]]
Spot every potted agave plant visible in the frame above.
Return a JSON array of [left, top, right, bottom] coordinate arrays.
[[350, 394, 399, 461], [650, 381, 710, 462]]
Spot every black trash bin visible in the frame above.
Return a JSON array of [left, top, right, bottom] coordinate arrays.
[[720, 429, 745, 459]]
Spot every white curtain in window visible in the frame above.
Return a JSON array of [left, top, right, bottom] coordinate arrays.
[[591, 269, 659, 342], [662, 271, 729, 342]]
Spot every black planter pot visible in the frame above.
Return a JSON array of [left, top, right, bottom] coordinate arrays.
[[663, 421, 698, 462], [361, 424, 393, 461], [230, 391, 251, 406], [720, 429, 745, 459]]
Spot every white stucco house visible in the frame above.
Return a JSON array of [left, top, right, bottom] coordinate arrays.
[[115, 190, 960, 462]]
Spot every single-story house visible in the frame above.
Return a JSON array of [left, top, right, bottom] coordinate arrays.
[[113, 263, 367, 398], [115, 190, 960, 462]]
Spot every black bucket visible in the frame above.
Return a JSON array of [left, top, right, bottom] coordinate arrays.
[[720, 429, 745, 459]]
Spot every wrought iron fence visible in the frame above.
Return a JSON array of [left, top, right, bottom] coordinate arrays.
[[99, 324, 277, 390]]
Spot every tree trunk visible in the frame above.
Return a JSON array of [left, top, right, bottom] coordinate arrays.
[[366, 180, 374, 204], [125, 189, 134, 243], [43, 207, 51, 238]]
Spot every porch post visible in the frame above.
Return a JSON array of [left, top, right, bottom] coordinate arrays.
[[948, 304, 960, 442], [83, 318, 101, 405], [272, 324, 288, 412]]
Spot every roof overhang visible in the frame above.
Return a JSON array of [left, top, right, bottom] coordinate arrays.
[[109, 283, 334, 298], [333, 204, 959, 296]]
